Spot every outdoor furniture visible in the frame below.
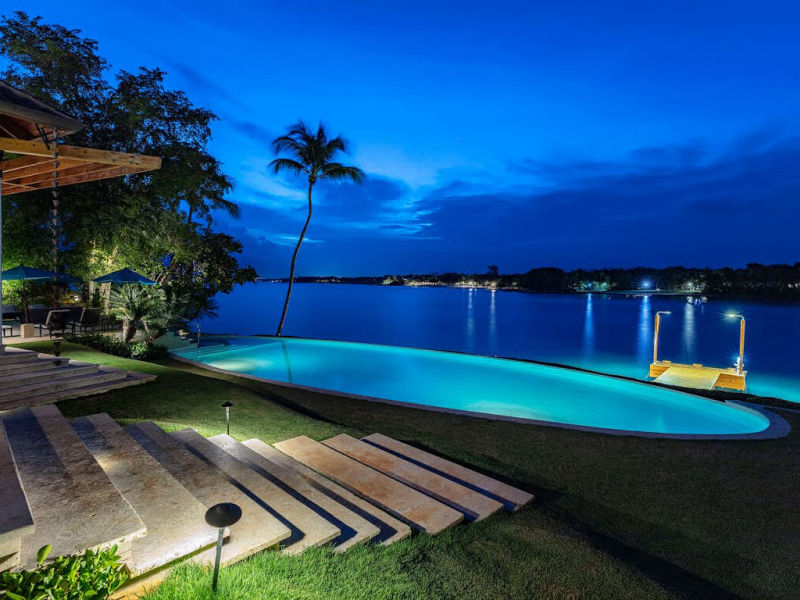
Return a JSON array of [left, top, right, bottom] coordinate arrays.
[[34, 309, 70, 338], [71, 308, 102, 333]]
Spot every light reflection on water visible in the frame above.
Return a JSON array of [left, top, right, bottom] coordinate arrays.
[[201, 283, 800, 403]]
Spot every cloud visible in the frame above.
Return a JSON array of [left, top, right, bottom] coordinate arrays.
[[218, 129, 800, 276]]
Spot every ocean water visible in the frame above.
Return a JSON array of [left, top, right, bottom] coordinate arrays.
[[196, 283, 800, 403]]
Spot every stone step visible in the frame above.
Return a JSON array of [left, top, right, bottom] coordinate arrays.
[[0, 348, 39, 365], [209, 434, 380, 552], [124, 422, 290, 566], [363, 433, 534, 511], [0, 363, 98, 395], [72, 414, 218, 576], [172, 429, 340, 554], [0, 356, 71, 374], [0, 420, 34, 571], [243, 439, 410, 545], [274, 436, 463, 534], [324, 434, 503, 522], [16, 371, 155, 407], [2, 405, 145, 569], [0, 369, 127, 408]]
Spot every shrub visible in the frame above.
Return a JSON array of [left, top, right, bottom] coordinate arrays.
[[0, 544, 128, 600], [64, 333, 168, 361]]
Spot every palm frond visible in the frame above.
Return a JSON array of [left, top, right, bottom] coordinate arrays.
[[321, 163, 365, 183], [269, 157, 307, 176]]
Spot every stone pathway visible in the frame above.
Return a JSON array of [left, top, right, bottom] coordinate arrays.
[[0, 404, 533, 593]]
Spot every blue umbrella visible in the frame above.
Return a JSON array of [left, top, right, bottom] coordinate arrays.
[[1, 265, 61, 281], [1, 265, 79, 323], [92, 267, 157, 286]]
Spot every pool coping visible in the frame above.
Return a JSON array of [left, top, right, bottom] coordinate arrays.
[[170, 336, 791, 441]]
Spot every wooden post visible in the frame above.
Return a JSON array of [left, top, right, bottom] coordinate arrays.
[[652, 312, 661, 364], [738, 318, 746, 374]]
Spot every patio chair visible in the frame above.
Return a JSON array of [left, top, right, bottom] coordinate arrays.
[[34, 310, 70, 338], [71, 307, 102, 333]]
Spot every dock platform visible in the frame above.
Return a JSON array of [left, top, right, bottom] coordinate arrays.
[[649, 361, 746, 392]]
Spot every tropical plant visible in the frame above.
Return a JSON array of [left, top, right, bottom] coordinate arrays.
[[0, 544, 128, 600], [0, 12, 257, 319], [270, 121, 364, 335], [108, 285, 165, 343]]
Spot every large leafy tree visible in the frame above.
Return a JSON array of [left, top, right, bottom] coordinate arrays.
[[270, 121, 364, 335], [0, 11, 255, 319]]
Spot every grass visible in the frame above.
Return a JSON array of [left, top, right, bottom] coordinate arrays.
[[13, 340, 800, 599]]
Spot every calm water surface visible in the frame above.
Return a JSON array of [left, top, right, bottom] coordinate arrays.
[[198, 283, 800, 403]]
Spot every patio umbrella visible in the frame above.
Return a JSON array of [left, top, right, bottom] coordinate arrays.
[[92, 267, 157, 286], [1, 264, 77, 322]]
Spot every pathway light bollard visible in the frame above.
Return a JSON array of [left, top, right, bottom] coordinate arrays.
[[221, 401, 234, 436], [205, 502, 242, 592]]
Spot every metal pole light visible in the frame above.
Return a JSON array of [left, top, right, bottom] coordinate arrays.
[[726, 313, 746, 374], [205, 502, 242, 592], [652, 311, 671, 364], [221, 401, 234, 436]]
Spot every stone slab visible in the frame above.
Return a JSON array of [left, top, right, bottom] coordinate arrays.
[[243, 438, 410, 545], [0, 420, 34, 544], [3, 405, 145, 569], [172, 429, 340, 554], [0, 347, 38, 364], [324, 434, 503, 522], [363, 433, 534, 511], [73, 414, 217, 575], [209, 434, 379, 552], [274, 436, 463, 534], [125, 422, 290, 566]]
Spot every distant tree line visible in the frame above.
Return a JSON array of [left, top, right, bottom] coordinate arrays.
[[286, 263, 800, 299]]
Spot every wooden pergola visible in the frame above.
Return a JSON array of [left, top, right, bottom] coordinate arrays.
[[0, 137, 162, 196], [0, 80, 162, 347]]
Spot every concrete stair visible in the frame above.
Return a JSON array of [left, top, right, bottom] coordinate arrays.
[[363, 433, 534, 511], [0, 347, 43, 366], [0, 348, 156, 411], [171, 429, 341, 554], [0, 355, 71, 374], [274, 436, 464, 534], [125, 422, 290, 567], [323, 434, 504, 522], [0, 403, 532, 593], [209, 434, 381, 552], [0, 420, 34, 571], [72, 414, 218, 576], [243, 438, 411, 545], [2, 405, 146, 568]]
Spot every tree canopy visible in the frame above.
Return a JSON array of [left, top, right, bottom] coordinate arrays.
[[0, 11, 256, 318]]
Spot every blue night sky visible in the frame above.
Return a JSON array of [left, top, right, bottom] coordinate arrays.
[[6, 1, 800, 276]]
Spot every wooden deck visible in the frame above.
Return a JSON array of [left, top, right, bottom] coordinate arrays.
[[649, 361, 746, 391]]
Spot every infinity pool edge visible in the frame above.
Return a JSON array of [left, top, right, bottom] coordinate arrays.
[[170, 336, 790, 441]]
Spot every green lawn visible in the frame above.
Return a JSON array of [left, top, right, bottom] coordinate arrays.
[[13, 341, 800, 600]]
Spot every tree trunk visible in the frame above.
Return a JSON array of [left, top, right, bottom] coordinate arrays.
[[122, 320, 136, 343], [276, 181, 313, 336]]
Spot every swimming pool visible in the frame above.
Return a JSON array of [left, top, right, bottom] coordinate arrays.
[[173, 336, 782, 438]]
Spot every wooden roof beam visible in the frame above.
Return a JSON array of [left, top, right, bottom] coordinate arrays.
[[0, 137, 162, 170]]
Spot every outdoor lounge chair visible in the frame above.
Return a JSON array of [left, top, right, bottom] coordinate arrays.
[[34, 309, 70, 338], [71, 307, 102, 333]]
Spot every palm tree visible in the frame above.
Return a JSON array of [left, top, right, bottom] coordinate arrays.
[[109, 285, 165, 343], [270, 122, 364, 336]]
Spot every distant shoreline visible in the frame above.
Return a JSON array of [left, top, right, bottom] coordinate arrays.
[[253, 278, 800, 303]]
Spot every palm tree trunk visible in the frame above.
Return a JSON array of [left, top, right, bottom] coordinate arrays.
[[276, 181, 313, 336], [122, 320, 136, 343]]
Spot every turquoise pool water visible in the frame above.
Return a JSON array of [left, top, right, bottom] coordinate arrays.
[[174, 336, 772, 436]]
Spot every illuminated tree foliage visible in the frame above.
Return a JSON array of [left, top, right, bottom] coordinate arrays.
[[0, 11, 256, 318]]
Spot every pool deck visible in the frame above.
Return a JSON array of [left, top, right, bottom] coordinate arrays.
[[649, 361, 747, 391]]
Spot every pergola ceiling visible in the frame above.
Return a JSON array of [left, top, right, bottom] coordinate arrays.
[[0, 136, 162, 196]]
